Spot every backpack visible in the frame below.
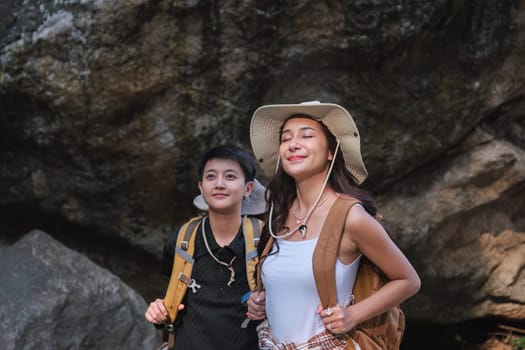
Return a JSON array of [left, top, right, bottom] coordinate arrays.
[[258, 197, 405, 350], [162, 215, 262, 349]]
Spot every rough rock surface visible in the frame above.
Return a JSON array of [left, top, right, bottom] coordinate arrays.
[[0, 230, 162, 350], [0, 0, 524, 335], [379, 127, 525, 322]]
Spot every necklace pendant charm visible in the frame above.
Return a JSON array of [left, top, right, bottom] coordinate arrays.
[[227, 266, 236, 286], [299, 224, 307, 238]]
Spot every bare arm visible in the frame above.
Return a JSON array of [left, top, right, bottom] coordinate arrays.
[[345, 205, 420, 327], [319, 204, 420, 334]]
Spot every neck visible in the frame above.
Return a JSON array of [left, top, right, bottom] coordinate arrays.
[[294, 171, 332, 211], [207, 211, 242, 246]]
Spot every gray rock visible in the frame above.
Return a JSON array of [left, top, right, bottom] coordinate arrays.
[[0, 230, 162, 350]]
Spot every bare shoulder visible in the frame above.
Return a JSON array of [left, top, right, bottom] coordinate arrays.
[[339, 198, 386, 244], [335, 195, 380, 261], [340, 199, 374, 224]]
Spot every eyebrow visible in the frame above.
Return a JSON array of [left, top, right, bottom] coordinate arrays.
[[281, 126, 317, 134], [204, 169, 240, 174]]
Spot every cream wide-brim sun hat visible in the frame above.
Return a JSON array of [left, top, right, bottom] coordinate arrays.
[[193, 178, 267, 215], [249, 101, 368, 185]]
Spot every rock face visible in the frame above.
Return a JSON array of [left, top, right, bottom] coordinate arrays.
[[379, 127, 525, 322], [0, 0, 524, 333], [0, 230, 162, 350]]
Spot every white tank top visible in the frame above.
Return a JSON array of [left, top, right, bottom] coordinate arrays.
[[262, 237, 361, 343]]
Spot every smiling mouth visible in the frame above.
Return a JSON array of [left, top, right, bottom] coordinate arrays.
[[288, 156, 305, 162]]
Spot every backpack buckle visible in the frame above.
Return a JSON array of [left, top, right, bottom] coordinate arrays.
[[165, 323, 176, 333]]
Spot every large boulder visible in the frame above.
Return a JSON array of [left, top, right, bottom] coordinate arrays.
[[0, 0, 524, 329], [0, 230, 162, 350], [379, 127, 525, 322]]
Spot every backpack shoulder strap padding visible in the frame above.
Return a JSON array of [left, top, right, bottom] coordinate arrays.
[[243, 216, 263, 291], [163, 216, 202, 323], [312, 197, 361, 308], [256, 232, 275, 292], [164, 215, 263, 322], [312, 197, 406, 350]]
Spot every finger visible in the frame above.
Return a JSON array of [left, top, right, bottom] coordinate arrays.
[[255, 290, 266, 304], [247, 304, 259, 316], [147, 299, 170, 323], [145, 304, 158, 322], [247, 311, 265, 321], [145, 309, 162, 324], [250, 291, 262, 305], [149, 307, 165, 323], [253, 308, 265, 318], [251, 291, 260, 303], [325, 306, 333, 317], [247, 303, 265, 318], [153, 302, 167, 317]]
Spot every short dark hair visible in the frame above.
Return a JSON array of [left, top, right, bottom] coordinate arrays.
[[197, 144, 257, 183]]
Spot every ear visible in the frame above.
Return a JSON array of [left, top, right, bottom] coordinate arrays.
[[198, 181, 203, 194], [328, 150, 333, 161], [244, 181, 254, 197]]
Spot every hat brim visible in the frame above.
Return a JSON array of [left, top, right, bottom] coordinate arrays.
[[193, 178, 267, 215], [249, 102, 368, 184]]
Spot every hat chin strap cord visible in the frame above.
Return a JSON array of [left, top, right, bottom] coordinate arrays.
[[268, 140, 340, 240]]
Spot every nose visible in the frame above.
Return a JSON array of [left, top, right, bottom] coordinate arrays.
[[288, 137, 300, 151], [214, 176, 226, 188]]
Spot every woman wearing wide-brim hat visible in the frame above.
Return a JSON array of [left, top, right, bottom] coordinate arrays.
[[246, 101, 421, 349]]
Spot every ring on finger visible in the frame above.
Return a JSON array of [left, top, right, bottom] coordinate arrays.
[[326, 306, 333, 316]]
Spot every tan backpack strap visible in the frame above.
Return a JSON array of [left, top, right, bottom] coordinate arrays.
[[163, 216, 202, 323], [312, 198, 362, 308], [243, 216, 263, 291], [256, 234, 275, 292]]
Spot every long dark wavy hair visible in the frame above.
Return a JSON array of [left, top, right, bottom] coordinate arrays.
[[257, 115, 378, 256]]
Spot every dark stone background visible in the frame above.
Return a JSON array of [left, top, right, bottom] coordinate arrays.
[[1, 1, 524, 349]]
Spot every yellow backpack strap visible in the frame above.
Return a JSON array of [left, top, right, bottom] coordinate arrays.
[[242, 216, 263, 291], [163, 216, 203, 323]]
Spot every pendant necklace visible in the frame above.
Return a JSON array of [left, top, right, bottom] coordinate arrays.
[[292, 196, 329, 224], [268, 141, 340, 240], [201, 216, 237, 286]]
